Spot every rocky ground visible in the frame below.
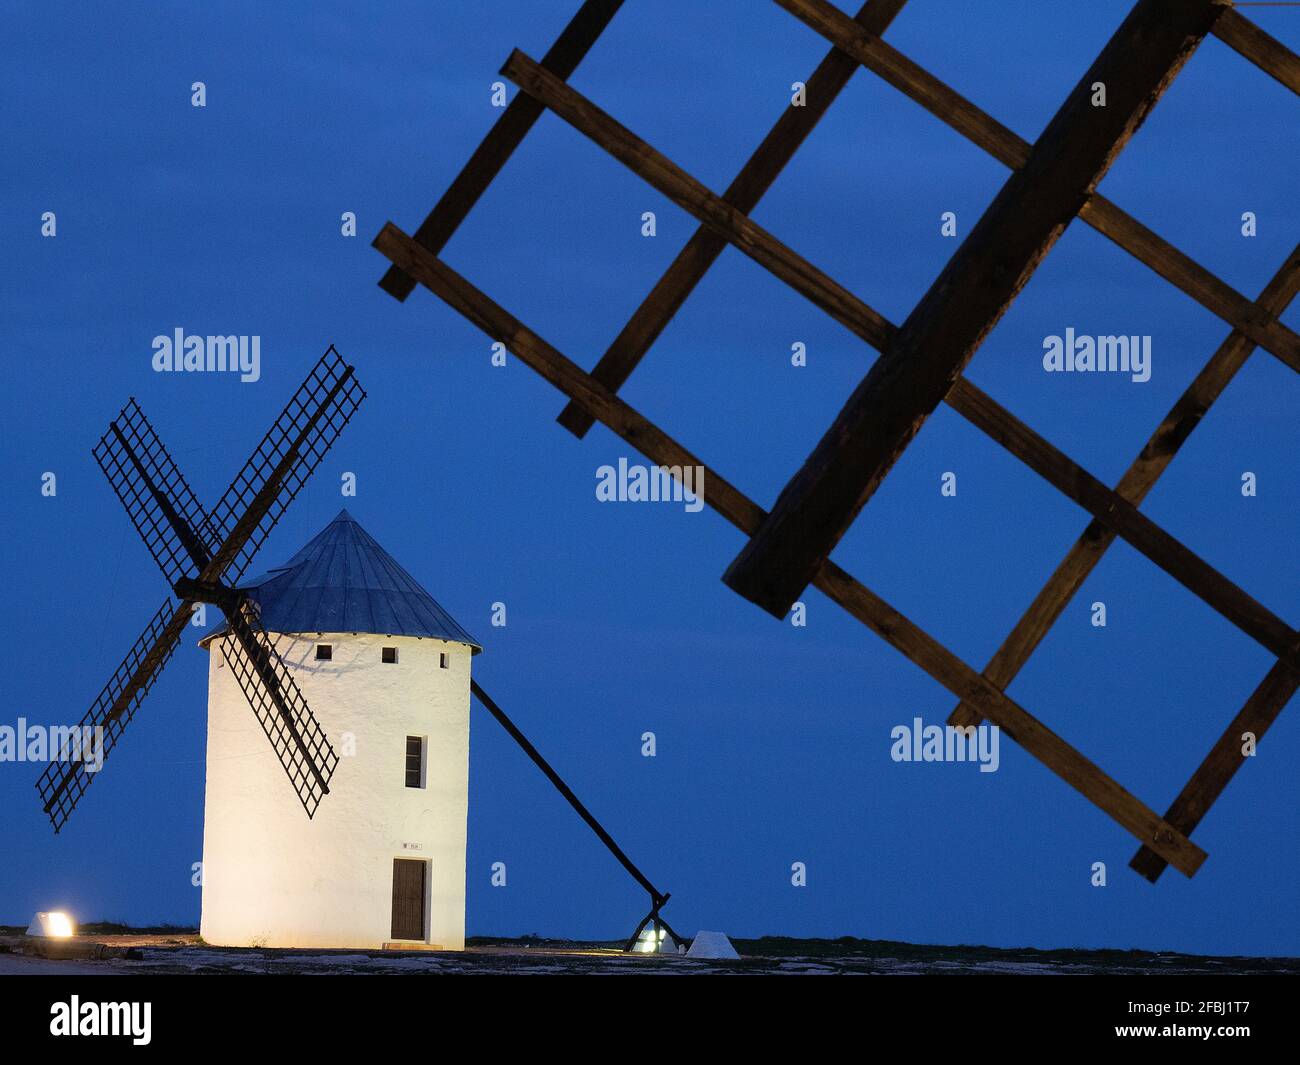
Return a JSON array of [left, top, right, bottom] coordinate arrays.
[[2, 927, 1295, 975]]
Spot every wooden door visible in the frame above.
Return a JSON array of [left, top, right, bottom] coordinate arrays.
[[391, 858, 426, 940]]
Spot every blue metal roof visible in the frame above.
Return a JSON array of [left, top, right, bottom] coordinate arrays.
[[201, 509, 481, 652]]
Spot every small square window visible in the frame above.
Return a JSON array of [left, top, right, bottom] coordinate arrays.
[[382, 646, 398, 664], [439, 652, 449, 669], [315, 644, 332, 661]]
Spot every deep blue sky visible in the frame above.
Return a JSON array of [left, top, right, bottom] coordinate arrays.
[[2, 1, 1297, 955]]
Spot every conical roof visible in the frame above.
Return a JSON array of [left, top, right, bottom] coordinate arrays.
[[200, 509, 480, 652]]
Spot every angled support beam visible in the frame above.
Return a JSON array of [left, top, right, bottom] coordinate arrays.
[[724, 0, 1229, 619], [1212, 6, 1300, 95], [771, 0, 1300, 375], [556, 0, 909, 438], [951, 244, 1300, 729], [500, 50, 896, 352], [378, 0, 623, 302], [373, 220, 1208, 877], [471, 679, 669, 905], [471, 679, 683, 945]]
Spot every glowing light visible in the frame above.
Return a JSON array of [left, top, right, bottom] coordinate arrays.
[[47, 912, 74, 937], [635, 926, 670, 953], [27, 911, 76, 938]]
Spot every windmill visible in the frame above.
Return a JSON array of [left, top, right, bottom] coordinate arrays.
[[36, 346, 366, 832]]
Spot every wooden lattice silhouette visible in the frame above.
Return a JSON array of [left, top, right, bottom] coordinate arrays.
[[371, 0, 1299, 881]]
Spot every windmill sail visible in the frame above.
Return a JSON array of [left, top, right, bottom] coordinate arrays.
[[93, 399, 220, 584], [35, 598, 191, 832], [207, 347, 365, 584], [221, 605, 339, 818], [40, 346, 365, 831]]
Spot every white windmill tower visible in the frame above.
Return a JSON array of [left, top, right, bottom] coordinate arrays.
[[197, 509, 481, 950]]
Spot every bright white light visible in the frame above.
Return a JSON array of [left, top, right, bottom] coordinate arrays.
[[27, 911, 75, 938], [47, 912, 74, 937], [635, 926, 670, 953]]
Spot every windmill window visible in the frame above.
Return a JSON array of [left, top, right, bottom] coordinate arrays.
[[405, 736, 425, 789], [315, 644, 333, 661], [382, 646, 398, 664], [439, 652, 449, 669]]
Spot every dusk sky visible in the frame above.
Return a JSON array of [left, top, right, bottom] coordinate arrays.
[[2, 1, 1296, 955]]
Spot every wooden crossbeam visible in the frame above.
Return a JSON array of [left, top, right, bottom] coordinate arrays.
[[373, 220, 1208, 878], [951, 244, 1300, 730], [555, 0, 909, 439], [1212, 6, 1300, 95], [498, 46, 1298, 669], [1130, 654, 1300, 882], [501, 51, 895, 352], [947, 377, 1299, 669], [725, 0, 1230, 619], [377, 0, 623, 302], [772, 0, 1300, 376]]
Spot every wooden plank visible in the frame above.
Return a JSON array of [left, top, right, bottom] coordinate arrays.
[[946, 376, 1300, 669], [951, 244, 1300, 728], [1079, 198, 1300, 374], [374, 224, 763, 533], [724, 0, 1229, 618], [500, 51, 896, 352], [372, 221, 1208, 877], [488, 25, 1293, 657], [378, 0, 623, 302], [772, 0, 1300, 375], [386, 154, 1293, 656], [814, 562, 1207, 878], [1212, 6, 1300, 96], [775, 0, 1030, 169], [495, 34, 1293, 656], [1130, 656, 1300, 882], [556, 0, 909, 438]]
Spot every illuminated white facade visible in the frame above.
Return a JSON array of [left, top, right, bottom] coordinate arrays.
[[196, 511, 479, 950]]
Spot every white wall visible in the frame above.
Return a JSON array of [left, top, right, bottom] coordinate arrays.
[[199, 631, 471, 949]]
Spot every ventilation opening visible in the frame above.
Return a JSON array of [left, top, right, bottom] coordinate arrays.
[[439, 652, 449, 669], [382, 646, 398, 664], [315, 644, 333, 661]]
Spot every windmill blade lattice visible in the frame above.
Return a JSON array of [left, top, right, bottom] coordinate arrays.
[[38, 346, 365, 831], [208, 347, 365, 585], [36, 598, 191, 831], [221, 606, 339, 818], [93, 399, 219, 585]]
